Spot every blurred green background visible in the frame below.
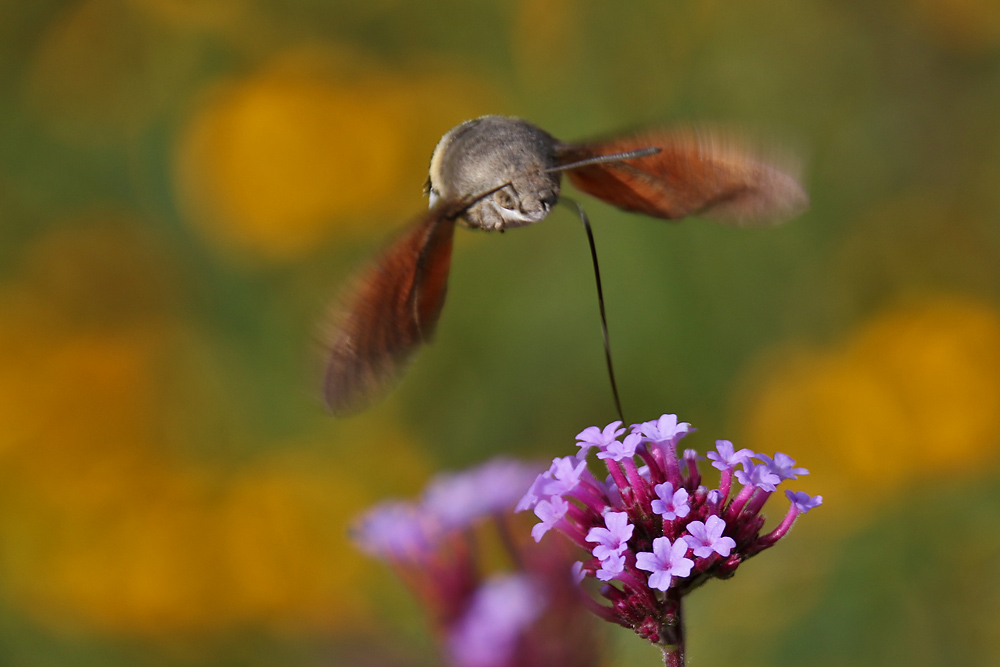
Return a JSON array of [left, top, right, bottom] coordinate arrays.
[[1, 0, 999, 665]]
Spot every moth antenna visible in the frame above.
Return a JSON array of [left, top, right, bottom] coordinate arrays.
[[547, 147, 661, 173], [561, 197, 625, 424]]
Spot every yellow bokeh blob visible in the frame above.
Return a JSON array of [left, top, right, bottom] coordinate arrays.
[[741, 296, 1000, 506], [851, 299, 1000, 464], [175, 49, 501, 262], [0, 217, 431, 637]]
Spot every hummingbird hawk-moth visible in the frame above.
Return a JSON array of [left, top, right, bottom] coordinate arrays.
[[322, 115, 808, 416]]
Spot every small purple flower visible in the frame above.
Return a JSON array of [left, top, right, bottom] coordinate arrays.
[[424, 459, 541, 529], [352, 501, 440, 560], [539, 456, 590, 497], [683, 516, 736, 558], [706, 489, 723, 511], [707, 440, 755, 472], [650, 482, 690, 520], [634, 414, 692, 445], [786, 490, 824, 513], [735, 462, 781, 492], [532, 495, 570, 542], [597, 431, 642, 462], [595, 550, 626, 581], [472, 459, 543, 506], [600, 475, 624, 509], [758, 491, 825, 550], [682, 448, 702, 474], [759, 452, 810, 481], [571, 561, 587, 585], [636, 537, 694, 591], [576, 421, 625, 457], [447, 574, 543, 667], [586, 511, 634, 561], [515, 473, 546, 512]]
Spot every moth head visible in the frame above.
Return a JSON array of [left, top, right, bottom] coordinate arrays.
[[426, 116, 561, 231], [469, 172, 559, 230]]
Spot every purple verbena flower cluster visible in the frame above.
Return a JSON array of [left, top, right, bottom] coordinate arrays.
[[353, 458, 599, 667], [519, 414, 822, 655]]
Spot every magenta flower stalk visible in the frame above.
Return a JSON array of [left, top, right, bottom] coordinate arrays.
[[520, 414, 822, 666], [352, 458, 600, 667]]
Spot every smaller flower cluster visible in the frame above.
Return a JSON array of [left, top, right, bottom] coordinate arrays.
[[353, 458, 598, 667], [519, 415, 821, 648]]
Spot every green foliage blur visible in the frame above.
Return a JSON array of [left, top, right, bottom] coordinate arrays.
[[0, 0, 999, 665]]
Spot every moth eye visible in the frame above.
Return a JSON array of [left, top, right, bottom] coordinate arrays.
[[494, 189, 516, 210]]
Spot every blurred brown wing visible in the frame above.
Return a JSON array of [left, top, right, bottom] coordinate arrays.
[[556, 127, 808, 227], [323, 204, 460, 415]]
